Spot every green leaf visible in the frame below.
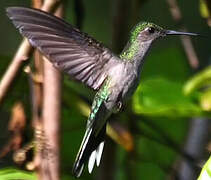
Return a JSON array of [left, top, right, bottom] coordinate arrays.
[[200, 0, 210, 18], [141, 47, 190, 82], [200, 89, 211, 111], [136, 162, 165, 180], [132, 77, 202, 117], [0, 168, 36, 180], [184, 66, 211, 95], [198, 155, 211, 180]]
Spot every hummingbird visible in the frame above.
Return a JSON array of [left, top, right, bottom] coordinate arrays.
[[6, 7, 198, 178]]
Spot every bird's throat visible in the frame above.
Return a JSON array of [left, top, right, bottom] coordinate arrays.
[[119, 40, 152, 68]]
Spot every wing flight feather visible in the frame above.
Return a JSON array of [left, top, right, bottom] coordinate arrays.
[[6, 7, 114, 90]]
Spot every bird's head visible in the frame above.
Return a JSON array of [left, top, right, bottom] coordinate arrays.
[[130, 22, 199, 43]]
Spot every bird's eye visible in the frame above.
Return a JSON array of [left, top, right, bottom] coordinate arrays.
[[147, 27, 155, 34]]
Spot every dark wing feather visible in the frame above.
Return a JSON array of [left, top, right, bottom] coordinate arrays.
[[6, 7, 113, 90]]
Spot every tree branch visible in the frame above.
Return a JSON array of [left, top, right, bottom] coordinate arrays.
[[0, 0, 62, 104], [0, 39, 33, 103], [166, 0, 199, 69], [40, 4, 63, 180]]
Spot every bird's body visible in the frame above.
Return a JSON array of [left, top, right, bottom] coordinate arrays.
[[73, 54, 145, 176], [6, 7, 198, 178]]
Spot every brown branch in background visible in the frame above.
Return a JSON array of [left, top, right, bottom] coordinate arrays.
[[32, 0, 43, 9], [180, 34, 199, 68], [166, 0, 199, 69], [41, 4, 63, 180], [0, 39, 33, 103], [0, 0, 62, 179], [28, 50, 44, 177], [0, 102, 26, 159], [41, 58, 61, 180], [107, 121, 134, 152], [40, 0, 60, 12], [0, 0, 60, 103], [27, 0, 63, 179], [0, 0, 62, 104], [166, 1, 209, 179], [4, 0, 46, 174], [30, 50, 44, 126]]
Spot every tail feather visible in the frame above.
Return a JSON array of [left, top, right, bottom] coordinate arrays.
[[96, 141, 104, 166], [88, 149, 97, 173], [72, 124, 106, 177], [88, 141, 104, 173]]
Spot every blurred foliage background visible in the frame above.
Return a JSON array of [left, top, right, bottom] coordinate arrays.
[[0, 0, 211, 180]]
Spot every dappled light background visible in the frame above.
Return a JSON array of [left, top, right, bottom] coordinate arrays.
[[0, 0, 211, 180]]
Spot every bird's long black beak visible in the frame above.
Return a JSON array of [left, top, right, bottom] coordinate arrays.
[[165, 30, 199, 36]]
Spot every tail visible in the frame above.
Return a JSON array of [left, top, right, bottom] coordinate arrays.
[[72, 124, 106, 178]]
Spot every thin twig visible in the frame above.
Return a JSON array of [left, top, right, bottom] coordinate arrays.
[[166, 0, 199, 69], [1, 0, 63, 179], [23, 0, 45, 176], [166, 1, 209, 179], [0, 39, 33, 103], [0, 102, 26, 159], [0, 0, 61, 104], [29, 0, 63, 179], [30, 51, 44, 179], [32, 0, 43, 9], [40, 0, 60, 12]]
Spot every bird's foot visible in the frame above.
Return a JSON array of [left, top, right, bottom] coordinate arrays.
[[113, 101, 122, 113]]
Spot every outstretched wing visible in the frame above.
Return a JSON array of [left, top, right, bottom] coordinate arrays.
[[6, 7, 114, 90]]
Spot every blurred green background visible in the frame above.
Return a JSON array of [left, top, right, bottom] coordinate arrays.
[[0, 0, 211, 180]]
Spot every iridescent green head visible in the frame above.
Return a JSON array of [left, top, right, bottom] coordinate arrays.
[[129, 21, 199, 43], [130, 22, 164, 42], [120, 22, 198, 60]]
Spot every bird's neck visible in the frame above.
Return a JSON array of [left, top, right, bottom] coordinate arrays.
[[119, 40, 152, 68]]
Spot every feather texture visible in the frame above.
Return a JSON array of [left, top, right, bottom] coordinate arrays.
[[72, 79, 111, 177], [6, 7, 114, 90]]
